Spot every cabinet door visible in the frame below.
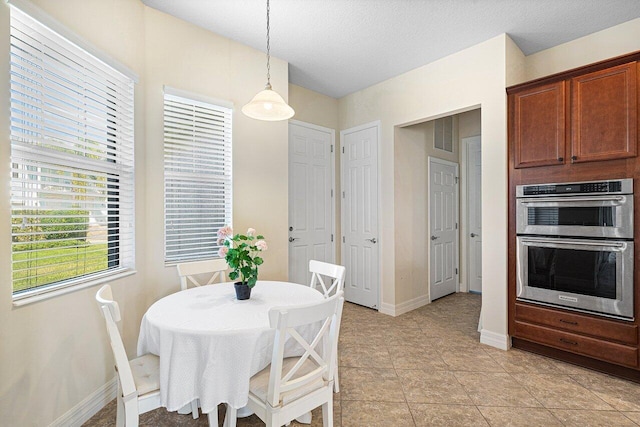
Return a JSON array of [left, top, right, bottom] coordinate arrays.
[[513, 81, 566, 168], [571, 62, 637, 163]]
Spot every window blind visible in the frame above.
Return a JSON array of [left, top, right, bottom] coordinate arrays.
[[10, 6, 135, 297], [164, 91, 233, 263]]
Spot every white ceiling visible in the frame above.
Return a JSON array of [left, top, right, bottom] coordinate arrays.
[[142, 0, 640, 98]]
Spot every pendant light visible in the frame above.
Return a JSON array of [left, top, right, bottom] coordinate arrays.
[[242, 0, 294, 121]]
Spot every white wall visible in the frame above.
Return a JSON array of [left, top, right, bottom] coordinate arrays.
[[289, 83, 339, 131], [338, 35, 514, 348], [0, 1, 290, 425], [524, 18, 640, 82], [143, 6, 291, 303]]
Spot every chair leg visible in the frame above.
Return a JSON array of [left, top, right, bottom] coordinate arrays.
[[322, 399, 333, 427], [223, 404, 237, 427], [207, 405, 218, 427], [191, 399, 199, 419], [115, 393, 125, 427], [124, 399, 139, 427], [333, 346, 340, 393]]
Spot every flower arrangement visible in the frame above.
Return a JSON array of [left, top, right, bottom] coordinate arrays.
[[217, 226, 267, 288]]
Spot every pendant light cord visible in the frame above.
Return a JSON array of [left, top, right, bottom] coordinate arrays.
[[266, 0, 271, 87]]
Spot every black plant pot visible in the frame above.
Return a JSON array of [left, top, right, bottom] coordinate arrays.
[[234, 282, 252, 300]]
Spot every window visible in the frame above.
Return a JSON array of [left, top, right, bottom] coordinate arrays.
[[10, 5, 136, 300], [163, 89, 232, 263]]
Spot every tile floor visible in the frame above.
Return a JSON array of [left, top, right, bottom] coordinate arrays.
[[85, 293, 640, 426]]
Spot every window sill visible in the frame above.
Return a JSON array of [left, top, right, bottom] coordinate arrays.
[[12, 268, 137, 307]]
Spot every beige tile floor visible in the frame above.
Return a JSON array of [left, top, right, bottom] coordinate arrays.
[[85, 293, 640, 426]]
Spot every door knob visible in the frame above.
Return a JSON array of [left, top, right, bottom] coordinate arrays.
[[431, 236, 438, 240], [288, 237, 298, 242], [470, 233, 477, 238], [365, 238, 377, 244]]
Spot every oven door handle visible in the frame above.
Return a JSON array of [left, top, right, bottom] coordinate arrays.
[[520, 237, 626, 249], [519, 196, 626, 204]]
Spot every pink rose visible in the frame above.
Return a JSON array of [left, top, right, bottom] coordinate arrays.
[[255, 240, 268, 251], [218, 246, 228, 257], [217, 225, 233, 239], [247, 228, 256, 237]]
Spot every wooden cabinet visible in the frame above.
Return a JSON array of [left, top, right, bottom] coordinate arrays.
[[514, 320, 638, 368], [508, 52, 640, 380], [515, 303, 638, 345], [514, 303, 639, 368], [571, 62, 637, 163], [512, 81, 566, 168], [510, 60, 638, 169]]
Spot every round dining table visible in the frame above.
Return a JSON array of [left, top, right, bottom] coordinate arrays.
[[136, 280, 324, 422]]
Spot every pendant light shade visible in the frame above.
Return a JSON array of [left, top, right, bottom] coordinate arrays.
[[242, 0, 294, 121], [242, 83, 295, 121]]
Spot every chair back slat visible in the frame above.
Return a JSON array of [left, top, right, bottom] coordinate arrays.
[[266, 292, 344, 408], [176, 258, 228, 290], [96, 285, 137, 398], [308, 260, 346, 298]]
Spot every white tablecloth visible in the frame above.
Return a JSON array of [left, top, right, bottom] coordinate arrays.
[[137, 281, 324, 414]]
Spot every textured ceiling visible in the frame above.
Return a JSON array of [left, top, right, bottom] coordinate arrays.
[[142, 0, 640, 98]]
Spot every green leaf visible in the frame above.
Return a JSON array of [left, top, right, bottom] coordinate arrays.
[[254, 257, 263, 265], [256, 235, 264, 239], [239, 235, 248, 240], [229, 271, 238, 280], [248, 276, 257, 287]]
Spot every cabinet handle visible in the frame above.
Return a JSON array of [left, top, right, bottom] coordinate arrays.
[[560, 338, 578, 346], [559, 319, 578, 326], [558, 157, 564, 162], [571, 155, 577, 162]]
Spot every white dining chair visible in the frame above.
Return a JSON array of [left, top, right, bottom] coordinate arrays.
[[308, 260, 346, 392], [176, 258, 228, 291], [241, 292, 345, 427], [308, 260, 346, 298], [96, 285, 161, 427]]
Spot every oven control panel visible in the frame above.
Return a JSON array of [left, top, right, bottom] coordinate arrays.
[[518, 179, 631, 197]]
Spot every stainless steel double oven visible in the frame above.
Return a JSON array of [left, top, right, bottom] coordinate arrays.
[[516, 179, 634, 320]]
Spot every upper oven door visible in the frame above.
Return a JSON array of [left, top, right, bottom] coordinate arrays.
[[516, 195, 633, 238]]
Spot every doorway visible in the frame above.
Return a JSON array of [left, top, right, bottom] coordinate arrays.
[[340, 121, 380, 309], [288, 120, 335, 286], [428, 157, 459, 301], [463, 136, 482, 293]]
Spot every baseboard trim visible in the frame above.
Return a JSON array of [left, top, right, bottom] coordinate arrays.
[[395, 295, 430, 316], [379, 302, 396, 316], [379, 295, 430, 317], [480, 329, 511, 350], [49, 377, 117, 427]]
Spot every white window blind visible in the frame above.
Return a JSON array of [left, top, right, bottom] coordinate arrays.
[[164, 91, 232, 263], [10, 6, 135, 298]]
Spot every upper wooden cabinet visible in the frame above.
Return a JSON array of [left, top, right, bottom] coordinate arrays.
[[509, 57, 639, 169], [571, 62, 637, 163], [512, 81, 566, 168]]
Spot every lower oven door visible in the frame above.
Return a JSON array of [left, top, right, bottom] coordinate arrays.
[[516, 236, 634, 320]]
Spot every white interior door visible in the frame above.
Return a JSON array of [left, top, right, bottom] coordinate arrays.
[[466, 137, 482, 293], [288, 121, 334, 286], [341, 122, 379, 309], [429, 157, 459, 301]]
